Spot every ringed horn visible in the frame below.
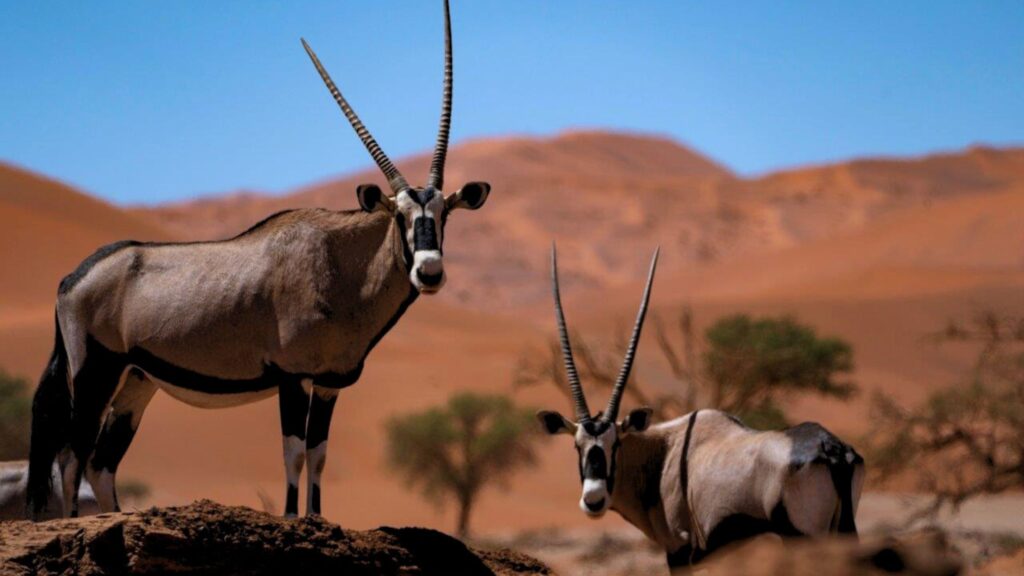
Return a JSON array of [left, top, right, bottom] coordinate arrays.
[[550, 244, 660, 424], [300, 0, 456, 195]]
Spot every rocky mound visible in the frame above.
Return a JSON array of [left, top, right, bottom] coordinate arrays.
[[699, 530, 964, 576], [0, 500, 551, 576]]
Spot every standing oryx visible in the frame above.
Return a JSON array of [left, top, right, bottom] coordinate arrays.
[[537, 246, 864, 570], [28, 0, 490, 520]]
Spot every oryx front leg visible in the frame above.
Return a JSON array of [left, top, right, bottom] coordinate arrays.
[[305, 386, 338, 517], [278, 379, 311, 518]]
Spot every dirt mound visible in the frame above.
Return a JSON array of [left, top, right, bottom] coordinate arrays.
[[0, 500, 551, 576], [699, 530, 963, 576], [975, 547, 1024, 576], [499, 525, 970, 576]]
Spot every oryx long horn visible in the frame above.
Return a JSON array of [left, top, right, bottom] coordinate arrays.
[[302, 38, 410, 194], [603, 247, 660, 422], [551, 243, 591, 423], [427, 0, 453, 191]]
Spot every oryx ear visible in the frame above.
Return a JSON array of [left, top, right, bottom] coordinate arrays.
[[620, 407, 653, 433], [536, 410, 576, 435], [357, 184, 394, 213], [445, 181, 491, 211]]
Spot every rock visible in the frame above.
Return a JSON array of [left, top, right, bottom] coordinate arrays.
[[0, 500, 551, 576]]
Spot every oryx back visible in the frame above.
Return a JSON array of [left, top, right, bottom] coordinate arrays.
[[56, 208, 413, 406]]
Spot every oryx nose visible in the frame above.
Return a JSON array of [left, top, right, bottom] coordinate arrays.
[[418, 256, 443, 276], [412, 251, 445, 290]]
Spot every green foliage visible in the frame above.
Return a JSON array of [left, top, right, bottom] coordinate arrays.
[[0, 368, 32, 460], [385, 392, 540, 537], [704, 314, 856, 427], [516, 310, 857, 430], [734, 401, 789, 431], [116, 478, 151, 502]]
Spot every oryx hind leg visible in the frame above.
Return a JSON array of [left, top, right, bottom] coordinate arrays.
[[780, 463, 839, 536], [65, 337, 126, 517], [86, 368, 157, 512], [306, 385, 338, 517], [278, 379, 310, 518]]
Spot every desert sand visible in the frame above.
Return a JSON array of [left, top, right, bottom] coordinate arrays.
[[1, 133, 1022, 546]]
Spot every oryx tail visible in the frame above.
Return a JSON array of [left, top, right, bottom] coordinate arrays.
[[27, 315, 72, 516], [822, 436, 862, 534]]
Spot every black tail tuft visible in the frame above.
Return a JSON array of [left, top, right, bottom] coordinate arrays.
[[822, 438, 862, 535], [27, 315, 73, 519]]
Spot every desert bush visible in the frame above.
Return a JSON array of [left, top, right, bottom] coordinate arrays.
[[385, 392, 540, 538], [702, 314, 855, 428], [117, 478, 151, 503], [0, 368, 32, 460], [867, 312, 1024, 520]]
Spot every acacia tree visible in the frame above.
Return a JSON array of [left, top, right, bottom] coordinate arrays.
[[385, 392, 539, 538], [516, 310, 856, 429], [702, 314, 855, 428], [0, 368, 31, 460], [868, 312, 1024, 521]]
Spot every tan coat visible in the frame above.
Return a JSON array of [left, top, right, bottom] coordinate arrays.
[[59, 208, 414, 393], [610, 410, 865, 559]]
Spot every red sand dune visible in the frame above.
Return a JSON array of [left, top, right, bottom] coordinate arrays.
[[0, 162, 174, 309], [133, 133, 1024, 310], [2, 132, 1023, 534], [0, 163, 174, 379]]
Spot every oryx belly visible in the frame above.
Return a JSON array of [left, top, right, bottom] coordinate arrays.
[[149, 377, 279, 408], [123, 348, 297, 409]]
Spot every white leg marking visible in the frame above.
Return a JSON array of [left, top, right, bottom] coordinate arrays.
[[283, 435, 305, 518], [306, 441, 327, 514], [83, 469, 114, 508], [61, 459, 78, 517], [43, 462, 66, 518], [85, 468, 116, 513]]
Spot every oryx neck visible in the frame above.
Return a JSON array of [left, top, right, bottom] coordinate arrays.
[[609, 431, 671, 539], [387, 211, 414, 276], [319, 209, 411, 298]]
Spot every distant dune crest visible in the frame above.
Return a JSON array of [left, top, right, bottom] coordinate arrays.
[[124, 131, 1024, 308], [5, 132, 1023, 311]]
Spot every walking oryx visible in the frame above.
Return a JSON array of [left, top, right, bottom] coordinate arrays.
[[536, 246, 864, 570], [28, 0, 490, 520]]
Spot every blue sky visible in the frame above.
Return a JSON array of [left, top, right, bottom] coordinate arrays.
[[1, 1, 1021, 205]]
